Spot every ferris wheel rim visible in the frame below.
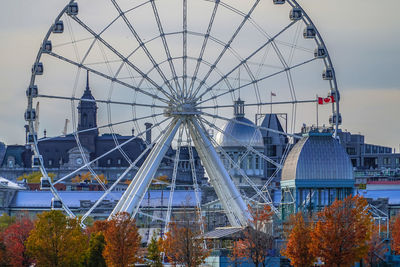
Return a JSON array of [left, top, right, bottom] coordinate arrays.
[[26, 0, 340, 224]]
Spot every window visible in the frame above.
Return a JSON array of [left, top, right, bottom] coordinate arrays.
[[107, 159, 111, 165], [383, 158, 391, 165], [255, 155, 260, 169], [396, 158, 400, 165], [117, 159, 122, 165], [49, 159, 53, 166]]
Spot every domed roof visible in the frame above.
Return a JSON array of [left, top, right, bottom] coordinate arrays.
[[215, 116, 264, 148], [281, 132, 354, 181]]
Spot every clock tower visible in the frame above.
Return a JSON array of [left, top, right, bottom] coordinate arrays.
[[77, 71, 98, 154]]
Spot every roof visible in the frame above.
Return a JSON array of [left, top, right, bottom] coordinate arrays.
[[202, 227, 244, 239], [0, 177, 25, 190], [9, 190, 201, 209], [215, 117, 263, 148], [260, 114, 285, 142], [367, 181, 400, 185], [281, 133, 354, 182]]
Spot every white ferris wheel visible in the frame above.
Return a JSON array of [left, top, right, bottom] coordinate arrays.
[[25, 0, 340, 227]]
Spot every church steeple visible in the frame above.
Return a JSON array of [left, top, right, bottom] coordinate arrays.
[[78, 71, 98, 134]]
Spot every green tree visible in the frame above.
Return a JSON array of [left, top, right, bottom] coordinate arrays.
[[147, 234, 163, 267], [85, 232, 106, 267], [0, 213, 15, 231], [26, 210, 87, 267]]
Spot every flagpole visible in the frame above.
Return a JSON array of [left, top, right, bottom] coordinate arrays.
[[316, 94, 319, 129], [270, 92, 272, 114]]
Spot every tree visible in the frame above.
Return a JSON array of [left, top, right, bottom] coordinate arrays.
[[147, 234, 163, 267], [232, 205, 275, 267], [85, 232, 107, 267], [163, 208, 209, 267], [26, 210, 87, 267], [281, 212, 314, 267], [2, 215, 34, 267], [102, 212, 141, 267], [0, 213, 15, 231], [391, 214, 400, 254], [310, 195, 373, 267]]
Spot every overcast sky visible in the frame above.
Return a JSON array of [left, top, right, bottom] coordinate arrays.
[[0, 0, 399, 149]]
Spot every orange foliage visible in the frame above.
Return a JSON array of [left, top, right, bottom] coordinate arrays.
[[365, 225, 387, 266], [281, 212, 314, 267], [2, 215, 34, 267], [162, 207, 209, 267], [232, 205, 274, 267], [102, 212, 141, 267], [72, 172, 108, 184], [310, 195, 373, 267], [391, 214, 400, 254]]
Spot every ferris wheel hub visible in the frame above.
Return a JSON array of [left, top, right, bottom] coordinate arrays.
[[164, 101, 200, 117]]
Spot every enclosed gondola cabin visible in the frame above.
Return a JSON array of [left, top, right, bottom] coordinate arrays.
[[24, 108, 36, 121], [303, 25, 316, 39], [51, 198, 63, 210], [322, 67, 334, 80], [40, 177, 51, 190], [52, 21, 64, 34], [26, 85, 38, 98], [273, 0, 285, 4], [42, 41, 52, 53], [314, 45, 327, 58], [67, 3, 78, 16], [289, 8, 302, 21], [32, 155, 42, 168], [31, 63, 43, 75], [329, 113, 342, 125]]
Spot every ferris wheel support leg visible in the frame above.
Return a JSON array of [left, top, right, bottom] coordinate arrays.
[[110, 118, 182, 219], [188, 118, 251, 227]]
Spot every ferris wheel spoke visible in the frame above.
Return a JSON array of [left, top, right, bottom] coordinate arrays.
[[207, 130, 278, 214], [187, 1, 219, 98], [53, 117, 171, 185], [110, 118, 182, 218], [164, 126, 184, 235], [37, 94, 168, 109], [193, 20, 298, 103], [184, 126, 205, 233], [47, 51, 169, 104], [190, 0, 260, 99], [150, 0, 183, 95], [182, 0, 188, 97], [187, 117, 251, 227], [199, 117, 282, 169], [69, 15, 175, 101], [110, 0, 178, 97], [197, 56, 316, 106], [197, 99, 317, 110], [81, 123, 168, 223]]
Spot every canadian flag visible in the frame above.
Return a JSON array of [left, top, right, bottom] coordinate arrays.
[[318, 95, 335, 105]]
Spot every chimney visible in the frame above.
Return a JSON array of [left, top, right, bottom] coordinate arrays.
[[145, 122, 152, 144], [131, 128, 135, 136]]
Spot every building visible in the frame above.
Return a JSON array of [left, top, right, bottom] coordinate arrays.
[[280, 129, 355, 220], [0, 72, 204, 185]]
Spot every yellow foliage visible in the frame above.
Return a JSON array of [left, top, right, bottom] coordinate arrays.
[[17, 171, 55, 183], [71, 172, 108, 184]]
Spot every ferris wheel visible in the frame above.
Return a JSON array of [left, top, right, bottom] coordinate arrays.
[[25, 0, 340, 227]]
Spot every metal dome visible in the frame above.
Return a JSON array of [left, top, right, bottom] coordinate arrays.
[[281, 132, 354, 181], [215, 117, 264, 148]]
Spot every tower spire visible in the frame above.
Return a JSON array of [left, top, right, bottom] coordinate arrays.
[[85, 70, 90, 92]]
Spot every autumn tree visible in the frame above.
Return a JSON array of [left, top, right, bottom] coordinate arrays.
[[281, 212, 314, 267], [163, 207, 209, 266], [17, 171, 55, 183], [102, 212, 141, 267], [26, 210, 87, 267], [2, 215, 34, 267], [232, 205, 275, 267], [310, 195, 373, 267], [0, 213, 15, 231], [147, 234, 163, 267], [391, 214, 400, 254]]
